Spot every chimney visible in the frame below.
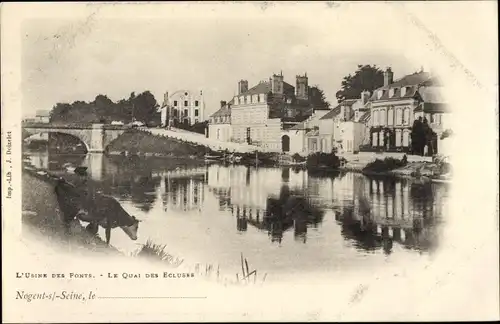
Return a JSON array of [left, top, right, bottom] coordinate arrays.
[[220, 100, 227, 108], [384, 67, 394, 86], [238, 80, 248, 95], [271, 73, 284, 95], [163, 91, 169, 107]]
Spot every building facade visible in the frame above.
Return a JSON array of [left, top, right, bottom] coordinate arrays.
[[35, 110, 50, 123], [160, 90, 205, 127], [229, 72, 324, 152], [309, 91, 371, 154], [366, 68, 447, 153], [208, 101, 232, 142]]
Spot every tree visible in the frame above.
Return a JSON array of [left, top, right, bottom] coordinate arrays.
[[410, 117, 425, 156], [130, 91, 159, 123], [335, 64, 385, 101], [308, 85, 330, 109]]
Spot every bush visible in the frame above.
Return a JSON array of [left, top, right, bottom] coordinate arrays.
[[306, 152, 341, 169], [363, 157, 407, 173], [440, 129, 453, 140], [291, 153, 306, 162]]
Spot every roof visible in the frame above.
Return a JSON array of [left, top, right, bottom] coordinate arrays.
[[306, 129, 319, 136], [289, 122, 307, 130], [359, 111, 371, 123], [239, 80, 295, 97], [414, 103, 450, 113], [36, 110, 50, 117], [319, 106, 341, 120], [210, 106, 231, 118], [418, 86, 446, 104], [369, 71, 432, 102], [240, 81, 272, 96]]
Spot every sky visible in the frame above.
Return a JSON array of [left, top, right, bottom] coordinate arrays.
[[21, 2, 451, 119]]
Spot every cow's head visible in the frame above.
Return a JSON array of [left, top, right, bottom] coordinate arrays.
[[121, 216, 141, 241]]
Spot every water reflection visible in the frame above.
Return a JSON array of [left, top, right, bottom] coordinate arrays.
[[206, 164, 447, 253], [25, 152, 449, 259]]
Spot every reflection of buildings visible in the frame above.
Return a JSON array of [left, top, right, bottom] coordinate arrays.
[[161, 171, 206, 212], [207, 164, 324, 243], [334, 173, 447, 254]]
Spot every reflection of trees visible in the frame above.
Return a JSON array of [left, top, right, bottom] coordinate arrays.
[[335, 176, 444, 254], [47, 152, 87, 171], [244, 186, 324, 243]]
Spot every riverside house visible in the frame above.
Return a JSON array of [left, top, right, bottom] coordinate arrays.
[[229, 72, 329, 152], [307, 90, 371, 154], [208, 101, 233, 142], [366, 67, 447, 153]]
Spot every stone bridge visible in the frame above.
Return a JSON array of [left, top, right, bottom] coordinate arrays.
[[22, 123, 129, 153]]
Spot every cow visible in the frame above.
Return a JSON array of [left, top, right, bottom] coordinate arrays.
[[54, 178, 140, 245]]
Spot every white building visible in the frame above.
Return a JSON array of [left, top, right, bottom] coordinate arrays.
[[208, 101, 232, 142], [282, 109, 330, 155], [35, 110, 50, 123], [338, 121, 366, 153], [160, 90, 205, 127]]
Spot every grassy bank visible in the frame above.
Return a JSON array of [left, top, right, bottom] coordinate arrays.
[[338, 155, 452, 181], [106, 129, 213, 158]]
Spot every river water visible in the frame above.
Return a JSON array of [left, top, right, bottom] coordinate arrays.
[[25, 151, 450, 282]]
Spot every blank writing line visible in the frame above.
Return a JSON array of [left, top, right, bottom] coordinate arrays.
[[98, 296, 207, 299]]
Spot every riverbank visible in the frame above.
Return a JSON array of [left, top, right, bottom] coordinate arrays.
[[339, 156, 452, 182], [106, 129, 214, 158]]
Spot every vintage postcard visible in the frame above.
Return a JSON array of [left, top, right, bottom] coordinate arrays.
[[2, 1, 499, 322]]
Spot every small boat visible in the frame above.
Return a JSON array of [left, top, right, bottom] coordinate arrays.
[[204, 154, 223, 161]]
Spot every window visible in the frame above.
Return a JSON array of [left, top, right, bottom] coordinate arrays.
[[388, 108, 394, 126], [173, 109, 178, 117], [395, 129, 402, 147], [372, 132, 378, 147], [195, 109, 199, 117], [174, 101, 178, 107], [401, 87, 407, 97], [402, 131, 409, 147], [184, 109, 188, 117], [380, 109, 387, 126], [195, 101, 199, 107], [396, 108, 403, 126], [389, 88, 395, 97], [403, 108, 410, 125], [377, 90, 384, 99], [184, 101, 188, 106]]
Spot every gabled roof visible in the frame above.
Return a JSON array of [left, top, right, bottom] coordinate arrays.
[[319, 106, 341, 120]]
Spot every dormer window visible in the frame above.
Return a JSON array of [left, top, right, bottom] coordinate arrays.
[[377, 90, 384, 99], [389, 88, 396, 97], [401, 87, 407, 97]]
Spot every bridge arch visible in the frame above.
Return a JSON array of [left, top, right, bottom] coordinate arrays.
[[23, 129, 91, 153], [22, 124, 127, 153]]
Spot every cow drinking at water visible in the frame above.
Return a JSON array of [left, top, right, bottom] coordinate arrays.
[[54, 178, 140, 245]]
